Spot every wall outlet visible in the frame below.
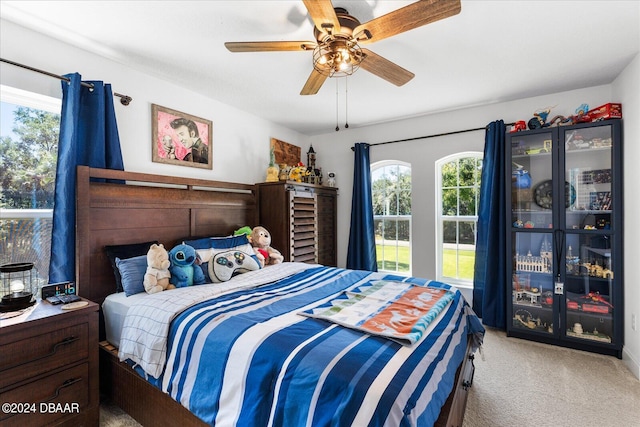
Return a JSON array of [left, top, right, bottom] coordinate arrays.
[[633, 314, 637, 332]]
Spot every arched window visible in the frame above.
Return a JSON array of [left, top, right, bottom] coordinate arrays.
[[371, 161, 411, 275], [435, 152, 482, 287]]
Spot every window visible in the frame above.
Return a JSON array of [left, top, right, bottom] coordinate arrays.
[[1, 85, 61, 284], [371, 161, 411, 274], [436, 152, 482, 287]]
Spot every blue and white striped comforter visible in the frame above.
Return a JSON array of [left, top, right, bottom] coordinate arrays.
[[121, 264, 483, 427]]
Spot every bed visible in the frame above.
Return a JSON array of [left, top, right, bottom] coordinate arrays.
[[76, 166, 483, 427]]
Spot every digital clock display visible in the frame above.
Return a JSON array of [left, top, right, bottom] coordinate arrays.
[[41, 281, 76, 299]]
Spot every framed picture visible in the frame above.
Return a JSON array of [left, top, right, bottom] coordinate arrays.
[[270, 138, 300, 166], [152, 104, 213, 169]]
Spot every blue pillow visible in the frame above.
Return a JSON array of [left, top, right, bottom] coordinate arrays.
[[116, 255, 148, 296], [184, 234, 251, 250], [105, 240, 157, 292]]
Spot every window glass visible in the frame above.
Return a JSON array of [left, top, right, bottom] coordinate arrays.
[[372, 161, 411, 274], [436, 153, 482, 286], [1, 85, 61, 285]]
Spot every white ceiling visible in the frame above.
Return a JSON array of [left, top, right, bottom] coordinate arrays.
[[1, 1, 638, 136]]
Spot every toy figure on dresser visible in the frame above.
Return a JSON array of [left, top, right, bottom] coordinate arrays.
[[327, 173, 336, 187], [265, 146, 279, 182], [289, 163, 310, 182], [278, 163, 289, 181], [304, 145, 323, 185]]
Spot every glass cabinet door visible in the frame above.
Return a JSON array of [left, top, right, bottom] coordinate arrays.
[[511, 131, 554, 229], [511, 232, 555, 335], [563, 123, 616, 344], [564, 124, 614, 229], [564, 234, 615, 343]]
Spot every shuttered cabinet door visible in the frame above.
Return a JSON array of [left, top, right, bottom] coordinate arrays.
[[290, 189, 317, 263]]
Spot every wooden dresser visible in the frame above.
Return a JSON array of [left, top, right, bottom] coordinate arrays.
[[0, 299, 99, 426], [256, 181, 338, 266]]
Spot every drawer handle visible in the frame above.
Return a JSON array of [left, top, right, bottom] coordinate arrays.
[[13, 336, 80, 369], [43, 377, 83, 403]]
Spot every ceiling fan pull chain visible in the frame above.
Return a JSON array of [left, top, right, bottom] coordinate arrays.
[[335, 78, 340, 131], [345, 76, 349, 129]]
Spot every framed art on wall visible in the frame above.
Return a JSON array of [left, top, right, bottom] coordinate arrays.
[[270, 138, 300, 166], [152, 104, 213, 169]]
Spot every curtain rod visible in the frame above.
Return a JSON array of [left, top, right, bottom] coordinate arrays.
[[1, 58, 133, 106], [352, 122, 516, 150]]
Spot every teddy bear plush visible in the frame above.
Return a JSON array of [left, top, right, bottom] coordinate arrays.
[[143, 243, 175, 294], [250, 226, 284, 267], [168, 243, 206, 288]]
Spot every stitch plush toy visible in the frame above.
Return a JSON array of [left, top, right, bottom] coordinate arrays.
[[250, 226, 284, 267], [143, 243, 175, 294], [168, 243, 205, 288]]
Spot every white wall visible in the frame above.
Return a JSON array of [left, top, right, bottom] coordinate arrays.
[[612, 53, 640, 379], [0, 19, 310, 184]]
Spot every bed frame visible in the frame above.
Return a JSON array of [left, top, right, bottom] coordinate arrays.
[[76, 166, 476, 427]]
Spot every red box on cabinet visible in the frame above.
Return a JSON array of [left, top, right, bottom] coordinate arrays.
[[576, 103, 622, 123]]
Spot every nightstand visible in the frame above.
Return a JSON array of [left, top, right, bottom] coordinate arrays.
[[0, 299, 99, 426]]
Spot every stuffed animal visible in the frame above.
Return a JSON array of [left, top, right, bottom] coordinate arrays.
[[168, 243, 205, 288], [143, 243, 175, 294], [250, 226, 284, 267], [233, 226, 253, 238]]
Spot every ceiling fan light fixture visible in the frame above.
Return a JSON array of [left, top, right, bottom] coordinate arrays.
[[312, 36, 363, 78]]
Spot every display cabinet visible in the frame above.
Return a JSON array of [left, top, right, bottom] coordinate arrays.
[[506, 119, 623, 358]]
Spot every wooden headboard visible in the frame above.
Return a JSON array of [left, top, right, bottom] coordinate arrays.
[[75, 166, 257, 306]]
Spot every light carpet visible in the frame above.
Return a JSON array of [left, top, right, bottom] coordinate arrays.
[[463, 328, 640, 427], [100, 328, 640, 426]]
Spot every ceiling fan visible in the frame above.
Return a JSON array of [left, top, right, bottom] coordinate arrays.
[[225, 0, 461, 95]]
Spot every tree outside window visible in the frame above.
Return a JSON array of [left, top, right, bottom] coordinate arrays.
[[371, 161, 411, 274], [1, 86, 60, 284], [436, 153, 482, 286]]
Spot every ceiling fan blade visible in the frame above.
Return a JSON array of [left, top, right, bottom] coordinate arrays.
[[225, 41, 315, 52], [359, 49, 414, 86], [302, 0, 341, 34], [300, 68, 328, 95], [354, 0, 461, 44]]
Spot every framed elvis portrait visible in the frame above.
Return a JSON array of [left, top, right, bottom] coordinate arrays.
[[152, 104, 213, 169]]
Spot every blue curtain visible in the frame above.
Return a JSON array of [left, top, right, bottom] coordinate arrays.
[[48, 73, 124, 283], [472, 120, 507, 329], [346, 143, 377, 271]]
